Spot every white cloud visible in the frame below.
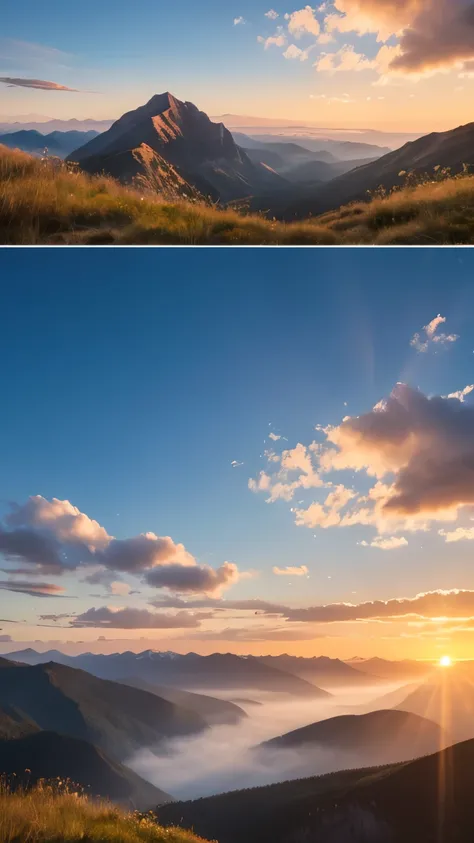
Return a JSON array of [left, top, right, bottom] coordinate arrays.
[[410, 314, 459, 353], [248, 471, 272, 493], [233, 16, 246, 25], [286, 5, 321, 38], [439, 527, 474, 543], [264, 449, 281, 463], [257, 30, 288, 48], [269, 432, 281, 441], [310, 93, 356, 103], [1, 496, 242, 596], [265, 9, 280, 19], [360, 536, 408, 550], [314, 44, 373, 72], [283, 44, 311, 60], [446, 385, 474, 403], [273, 565, 309, 576]]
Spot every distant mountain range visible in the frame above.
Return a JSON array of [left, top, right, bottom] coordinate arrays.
[[0, 129, 99, 158], [0, 730, 170, 810], [256, 655, 380, 689], [5, 649, 331, 697], [345, 656, 431, 681], [158, 737, 474, 843], [285, 121, 474, 219], [234, 132, 391, 162], [211, 114, 422, 148], [0, 117, 112, 134]]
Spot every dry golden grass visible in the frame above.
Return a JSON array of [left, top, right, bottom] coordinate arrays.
[[2, 145, 474, 245], [0, 780, 207, 843]]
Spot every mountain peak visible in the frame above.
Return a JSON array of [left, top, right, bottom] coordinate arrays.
[[143, 92, 181, 114]]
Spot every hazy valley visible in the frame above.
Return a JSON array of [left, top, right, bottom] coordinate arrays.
[[1, 645, 472, 842]]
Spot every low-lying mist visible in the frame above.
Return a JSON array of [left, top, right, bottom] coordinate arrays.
[[127, 682, 401, 801]]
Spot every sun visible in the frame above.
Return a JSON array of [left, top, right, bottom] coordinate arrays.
[[439, 655, 452, 667]]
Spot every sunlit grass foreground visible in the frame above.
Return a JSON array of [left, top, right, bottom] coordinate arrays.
[[0, 779, 204, 843], [3, 145, 474, 245]]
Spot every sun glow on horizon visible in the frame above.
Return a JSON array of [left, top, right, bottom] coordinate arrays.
[[439, 655, 452, 667]]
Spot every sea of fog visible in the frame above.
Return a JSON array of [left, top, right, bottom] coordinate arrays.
[[127, 682, 402, 801]]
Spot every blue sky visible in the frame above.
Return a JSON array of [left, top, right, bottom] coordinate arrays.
[[1, 248, 474, 659], [2, 0, 474, 132]]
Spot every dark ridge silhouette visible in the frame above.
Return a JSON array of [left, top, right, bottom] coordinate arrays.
[[159, 737, 474, 843], [0, 730, 171, 809], [0, 660, 207, 761], [259, 709, 445, 763]]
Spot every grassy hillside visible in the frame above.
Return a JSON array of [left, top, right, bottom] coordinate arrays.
[[0, 731, 171, 810], [0, 781, 203, 843], [3, 144, 474, 245]]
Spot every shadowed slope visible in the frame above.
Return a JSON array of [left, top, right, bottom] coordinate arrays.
[[70, 93, 284, 202], [118, 677, 246, 726], [259, 709, 445, 763], [286, 120, 474, 219], [159, 737, 474, 843], [0, 731, 171, 809], [0, 661, 207, 761]]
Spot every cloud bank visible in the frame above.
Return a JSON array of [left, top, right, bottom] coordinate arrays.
[[255, 1, 474, 80], [0, 495, 242, 597], [250, 379, 474, 539]]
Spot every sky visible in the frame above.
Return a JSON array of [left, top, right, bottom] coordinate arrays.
[[2, 1, 474, 132], [2, 248, 474, 661]]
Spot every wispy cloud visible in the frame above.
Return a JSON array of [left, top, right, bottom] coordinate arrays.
[[410, 313, 459, 352], [0, 580, 65, 597], [360, 536, 408, 550], [0, 77, 79, 92], [273, 565, 309, 576], [70, 606, 211, 629], [0, 39, 70, 68], [233, 16, 246, 25]]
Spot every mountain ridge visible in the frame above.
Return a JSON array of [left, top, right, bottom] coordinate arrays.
[[4, 649, 329, 697], [0, 730, 171, 810], [69, 93, 284, 202]]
